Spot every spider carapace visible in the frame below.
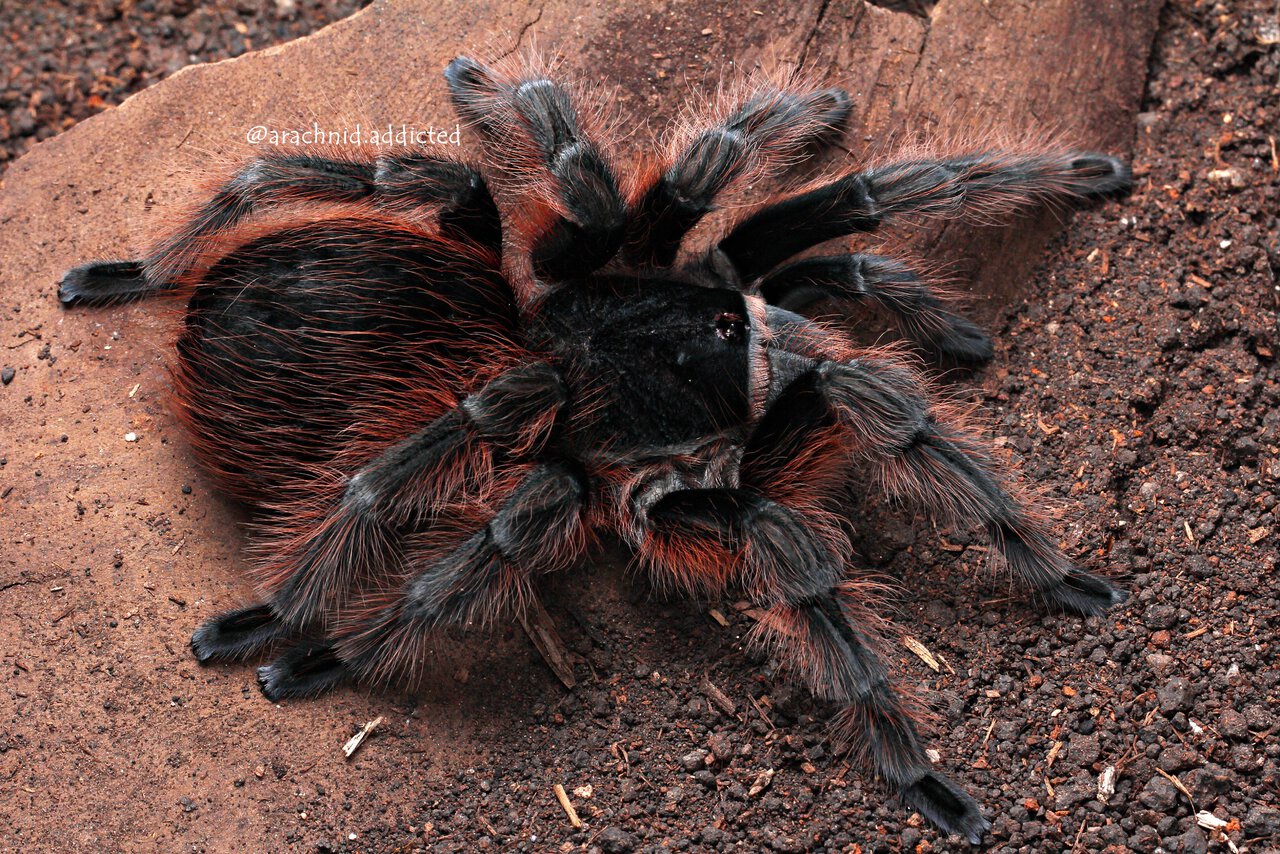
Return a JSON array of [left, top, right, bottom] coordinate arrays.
[[59, 55, 1133, 843]]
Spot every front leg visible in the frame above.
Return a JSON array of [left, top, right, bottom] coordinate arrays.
[[763, 332, 1125, 616], [623, 83, 851, 268], [759, 252, 994, 365], [717, 151, 1132, 282], [623, 477, 989, 843]]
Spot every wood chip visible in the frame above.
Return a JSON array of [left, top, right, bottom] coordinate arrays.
[[518, 597, 576, 689], [1097, 765, 1116, 804], [1046, 740, 1063, 767], [700, 677, 736, 716], [553, 783, 583, 828], [747, 768, 774, 797], [1248, 527, 1270, 544], [707, 608, 728, 627], [903, 636, 941, 671], [342, 716, 383, 759], [1196, 811, 1240, 853]]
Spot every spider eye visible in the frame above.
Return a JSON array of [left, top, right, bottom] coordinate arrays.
[[713, 312, 746, 342]]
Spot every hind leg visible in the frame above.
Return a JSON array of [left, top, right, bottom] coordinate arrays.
[[258, 461, 588, 699]]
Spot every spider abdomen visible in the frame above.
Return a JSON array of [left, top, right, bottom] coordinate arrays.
[[171, 217, 519, 504]]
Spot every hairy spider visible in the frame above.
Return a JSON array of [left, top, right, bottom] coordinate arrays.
[[59, 56, 1131, 843]]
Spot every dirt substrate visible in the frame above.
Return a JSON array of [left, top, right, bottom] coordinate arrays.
[[3, 1, 1279, 852], [0, 0, 369, 171]]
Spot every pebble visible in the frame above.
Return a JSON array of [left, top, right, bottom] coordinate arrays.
[[1157, 745, 1197, 773], [1157, 676, 1197, 713], [1244, 805, 1280, 836], [596, 826, 636, 853], [1218, 708, 1249, 740], [1066, 733, 1101, 766], [1144, 603, 1179, 629], [1138, 775, 1181, 811], [680, 749, 707, 772]]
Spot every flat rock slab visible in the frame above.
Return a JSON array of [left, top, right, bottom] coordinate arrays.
[[0, 1, 1159, 849]]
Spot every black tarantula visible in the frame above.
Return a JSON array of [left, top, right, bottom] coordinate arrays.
[[59, 55, 1132, 843]]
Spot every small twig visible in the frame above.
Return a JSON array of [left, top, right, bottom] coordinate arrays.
[[1069, 816, 1088, 853], [553, 783, 583, 828], [700, 677, 736, 716], [342, 716, 383, 759], [903, 636, 941, 671], [1156, 768, 1197, 813], [981, 719, 996, 750], [749, 694, 775, 729], [518, 598, 576, 689]]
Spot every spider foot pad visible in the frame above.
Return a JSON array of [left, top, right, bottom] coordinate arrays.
[[901, 772, 991, 845], [257, 640, 347, 700], [190, 603, 293, 663], [925, 311, 994, 364], [1041, 567, 1128, 616], [58, 260, 153, 305]]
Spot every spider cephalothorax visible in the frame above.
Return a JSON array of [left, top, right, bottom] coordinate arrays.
[[60, 55, 1133, 843]]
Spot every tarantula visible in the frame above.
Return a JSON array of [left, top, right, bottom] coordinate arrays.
[[60, 56, 1131, 843]]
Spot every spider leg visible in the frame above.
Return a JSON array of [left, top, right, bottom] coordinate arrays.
[[626, 482, 988, 843], [756, 591, 990, 844], [718, 151, 1132, 281], [189, 602, 297, 663], [257, 461, 587, 699], [444, 56, 627, 282], [186, 361, 566, 665], [58, 152, 499, 305], [759, 253, 994, 364], [769, 336, 1124, 615], [623, 84, 851, 267], [262, 361, 565, 624]]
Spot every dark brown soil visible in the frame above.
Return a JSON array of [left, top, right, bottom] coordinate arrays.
[[3, 2, 1278, 853], [0, 0, 370, 171]]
